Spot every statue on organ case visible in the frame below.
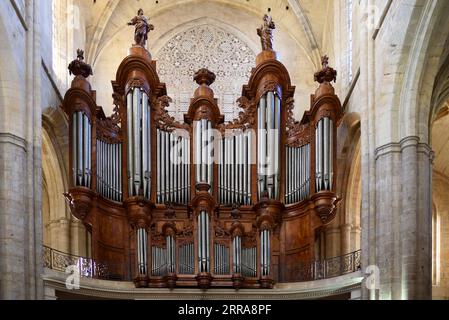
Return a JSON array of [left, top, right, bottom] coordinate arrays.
[[127, 9, 154, 47], [257, 14, 276, 51]]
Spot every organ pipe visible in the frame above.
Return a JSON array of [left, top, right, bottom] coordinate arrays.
[[257, 92, 281, 200], [218, 130, 252, 206], [232, 236, 242, 274], [166, 235, 176, 274], [260, 229, 271, 277], [137, 228, 148, 275], [71, 111, 91, 188], [315, 117, 333, 192], [197, 211, 210, 273], [127, 88, 151, 199], [156, 129, 190, 204]]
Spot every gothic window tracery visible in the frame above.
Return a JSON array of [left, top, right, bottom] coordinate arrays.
[[156, 25, 256, 122]]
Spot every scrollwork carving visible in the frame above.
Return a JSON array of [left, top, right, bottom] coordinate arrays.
[[152, 95, 189, 132], [178, 223, 194, 238], [219, 96, 256, 131]]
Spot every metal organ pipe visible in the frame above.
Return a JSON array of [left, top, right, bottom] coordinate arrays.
[[137, 228, 147, 275], [257, 92, 280, 200], [133, 89, 141, 196], [285, 143, 311, 204], [258, 95, 266, 198], [77, 112, 84, 186], [195, 121, 202, 184], [71, 111, 92, 188], [315, 117, 333, 192], [127, 88, 151, 199], [232, 236, 241, 274], [197, 211, 210, 273], [156, 129, 190, 205], [127, 92, 134, 196], [201, 119, 207, 183], [260, 229, 271, 277], [266, 92, 274, 198], [218, 130, 252, 206], [166, 235, 175, 274]]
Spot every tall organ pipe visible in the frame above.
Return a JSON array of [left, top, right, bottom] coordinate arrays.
[[233, 236, 241, 274], [195, 121, 202, 184], [198, 211, 210, 273], [315, 118, 333, 192], [71, 111, 91, 188], [166, 235, 175, 274], [260, 229, 271, 276], [127, 88, 151, 199], [137, 228, 148, 275], [257, 92, 280, 200]]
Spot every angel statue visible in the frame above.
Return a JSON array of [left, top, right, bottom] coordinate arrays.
[[257, 14, 276, 51], [127, 9, 154, 47]]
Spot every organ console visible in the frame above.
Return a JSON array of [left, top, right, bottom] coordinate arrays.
[[63, 12, 343, 289]]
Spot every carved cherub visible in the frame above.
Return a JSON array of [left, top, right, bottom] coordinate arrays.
[[257, 14, 276, 51], [127, 9, 154, 47]]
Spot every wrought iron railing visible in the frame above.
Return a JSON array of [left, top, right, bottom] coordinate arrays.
[[44, 246, 361, 283], [43, 246, 110, 279], [286, 250, 361, 282]]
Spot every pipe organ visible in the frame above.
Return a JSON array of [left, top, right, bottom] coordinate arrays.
[[127, 87, 151, 199], [257, 92, 281, 200], [72, 111, 92, 188], [219, 130, 253, 206], [156, 129, 190, 205], [63, 15, 343, 289]]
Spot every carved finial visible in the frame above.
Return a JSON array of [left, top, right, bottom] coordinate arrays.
[[68, 49, 93, 78], [194, 68, 216, 86], [314, 55, 337, 84], [257, 14, 276, 51], [127, 9, 154, 47]]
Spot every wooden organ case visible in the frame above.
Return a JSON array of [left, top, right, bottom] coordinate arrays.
[[63, 13, 343, 289]]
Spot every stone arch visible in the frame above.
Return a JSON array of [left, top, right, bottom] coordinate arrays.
[[339, 113, 361, 253], [341, 114, 362, 253], [395, 0, 449, 143], [42, 106, 89, 256], [365, 0, 449, 146], [322, 112, 361, 258], [42, 128, 70, 252]]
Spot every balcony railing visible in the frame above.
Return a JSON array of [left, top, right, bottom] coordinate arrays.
[[286, 250, 361, 282], [43, 246, 361, 283], [43, 246, 110, 279]]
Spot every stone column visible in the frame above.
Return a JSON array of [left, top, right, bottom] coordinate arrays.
[[70, 219, 87, 256], [325, 226, 340, 258], [340, 223, 352, 255], [351, 226, 361, 252], [48, 219, 70, 253], [368, 137, 433, 300], [0, 0, 43, 299]]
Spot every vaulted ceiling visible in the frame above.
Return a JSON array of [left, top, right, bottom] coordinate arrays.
[[433, 102, 449, 178], [75, 0, 334, 118], [78, 0, 332, 69]]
